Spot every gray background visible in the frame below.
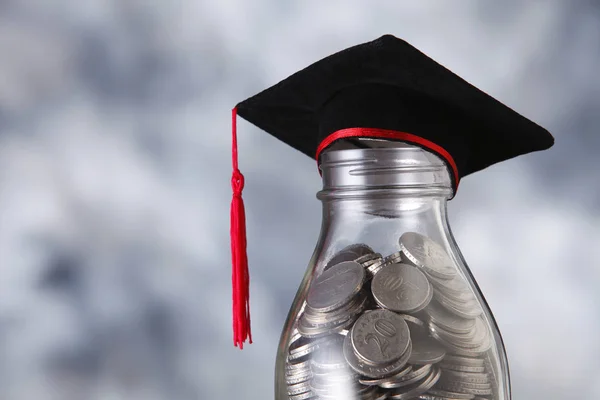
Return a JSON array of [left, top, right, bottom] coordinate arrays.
[[0, 1, 598, 399]]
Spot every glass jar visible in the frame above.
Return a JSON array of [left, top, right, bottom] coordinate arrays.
[[274, 142, 510, 400]]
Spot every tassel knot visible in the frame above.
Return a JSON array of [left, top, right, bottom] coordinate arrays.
[[231, 170, 245, 195]]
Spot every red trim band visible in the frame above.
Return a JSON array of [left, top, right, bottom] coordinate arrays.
[[315, 127, 460, 189]]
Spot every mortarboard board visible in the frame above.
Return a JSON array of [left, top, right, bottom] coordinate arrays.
[[230, 34, 554, 348]]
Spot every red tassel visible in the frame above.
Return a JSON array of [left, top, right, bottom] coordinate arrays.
[[231, 107, 252, 349]]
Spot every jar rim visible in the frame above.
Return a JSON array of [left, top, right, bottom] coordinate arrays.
[[318, 145, 453, 198]]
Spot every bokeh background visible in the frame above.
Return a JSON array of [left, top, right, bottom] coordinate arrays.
[[0, 1, 598, 399]]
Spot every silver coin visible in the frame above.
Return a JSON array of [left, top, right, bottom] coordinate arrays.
[[307, 261, 365, 313], [372, 263, 433, 314], [442, 370, 489, 385], [356, 253, 382, 265], [379, 364, 432, 389], [286, 364, 311, 377], [343, 332, 413, 379], [388, 366, 441, 399], [286, 371, 312, 385], [367, 260, 386, 277], [425, 301, 476, 334], [288, 391, 316, 400], [289, 335, 337, 360], [436, 380, 492, 396], [433, 292, 480, 315], [325, 244, 374, 270], [397, 314, 426, 330], [441, 355, 485, 368], [289, 329, 302, 345], [429, 276, 473, 300], [303, 291, 368, 325], [286, 369, 311, 382], [363, 255, 384, 267], [286, 362, 311, 374], [409, 337, 447, 365], [429, 325, 490, 358], [428, 323, 480, 349], [359, 365, 413, 386], [432, 287, 476, 307], [434, 295, 482, 319], [298, 311, 358, 338], [287, 356, 311, 371], [439, 379, 491, 391], [287, 380, 312, 395], [429, 320, 477, 341], [351, 309, 411, 365], [399, 232, 455, 280], [439, 363, 486, 374], [426, 388, 475, 399], [384, 251, 403, 265]]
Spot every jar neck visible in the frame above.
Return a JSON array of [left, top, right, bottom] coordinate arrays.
[[317, 143, 453, 202], [314, 145, 453, 260]]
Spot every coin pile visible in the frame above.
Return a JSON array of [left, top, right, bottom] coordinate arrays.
[[298, 261, 368, 339], [284, 232, 499, 400]]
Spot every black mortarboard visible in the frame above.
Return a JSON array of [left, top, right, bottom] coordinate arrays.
[[230, 34, 554, 349], [235, 34, 554, 189]]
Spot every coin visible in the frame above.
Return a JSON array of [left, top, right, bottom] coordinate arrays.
[[442, 370, 489, 385], [286, 370, 312, 385], [435, 380, 493, 396], [356, 253, 382, 265], [409, 337, 446, 365], [429, 275, 473, 300], [388, 366, 441, 399], [287, 380, 312, 395], [303, 291, 368, 325], [288, 391, 315, 400], [441, 355, 485, 368], [351, 309, 411, 365], [343, 332, 413, 379], [399, 232, 455, 280], [325, 244, 375, 270], [397, 314, 426, 330], [426, 388, 476, 399], [429, 323, 491, 358], [434, 292, 482, 319], [371, 263, 433, 313], [428, 323, 478, 348], [425, 300, 476, 334], [298, 311, 357, 339], [438, 363, 486, 374], [384, 251, 403, 266], [288, 235, 501, 400], [359, 365, 413, 386], [289, 335, 337, 360], [286, 356, 311, 371], [379, 364, 432, 389], [366, 261, 386, 277], [307, 261, 365, 313]]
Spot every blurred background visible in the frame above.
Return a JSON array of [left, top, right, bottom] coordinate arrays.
[[0, 1, 598, 399]]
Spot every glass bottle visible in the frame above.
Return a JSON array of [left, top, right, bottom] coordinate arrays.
[[274, 142, 510, 400]]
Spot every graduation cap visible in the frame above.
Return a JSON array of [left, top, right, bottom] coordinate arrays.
[[229, 34, 554, 348]]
